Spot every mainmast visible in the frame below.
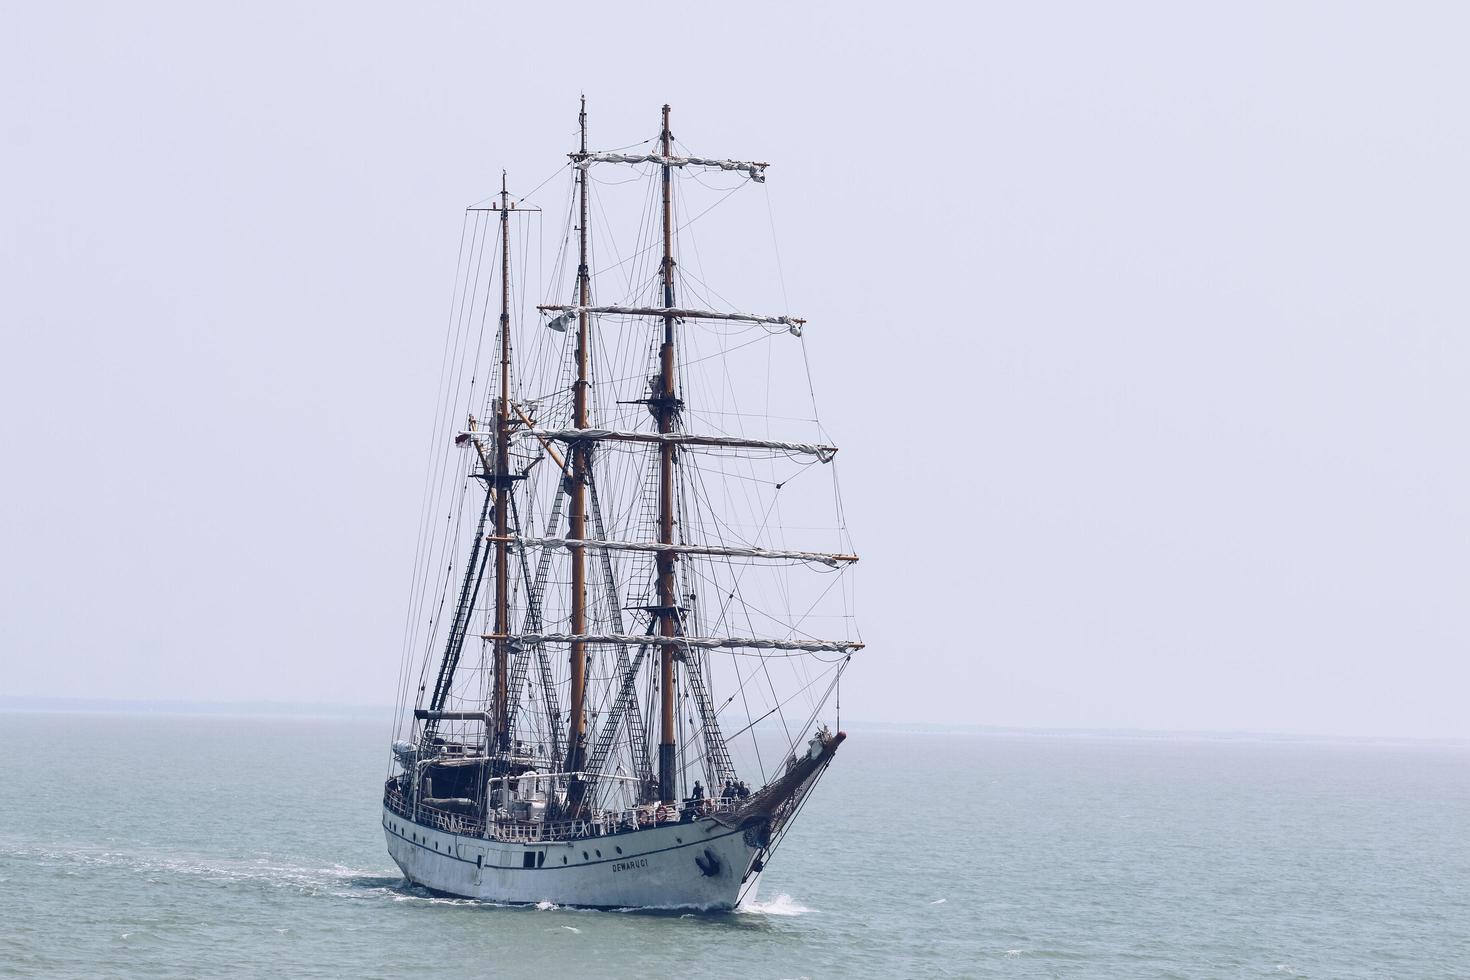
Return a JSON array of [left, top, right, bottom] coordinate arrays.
[[492, 172, 512, 754], [565, 98, 592, 814], [655, 104, 679, 803]]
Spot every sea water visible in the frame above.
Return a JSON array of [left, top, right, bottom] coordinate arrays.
[[1, 712, 1467, 978]]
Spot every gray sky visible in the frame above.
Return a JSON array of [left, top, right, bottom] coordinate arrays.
[[3, 2, 1468, 738]]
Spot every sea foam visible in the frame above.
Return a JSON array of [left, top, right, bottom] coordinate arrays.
[[738, 893, 813, 916]]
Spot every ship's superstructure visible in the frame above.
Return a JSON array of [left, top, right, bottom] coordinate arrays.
[[385, 102, 860, 909]]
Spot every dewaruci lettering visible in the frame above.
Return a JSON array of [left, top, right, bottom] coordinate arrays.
[[611, 858, 648, 874]]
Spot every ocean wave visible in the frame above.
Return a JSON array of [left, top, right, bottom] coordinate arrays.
[[737, 893, 813, 916]]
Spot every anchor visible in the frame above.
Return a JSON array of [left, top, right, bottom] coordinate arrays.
[[694, 848, 722, 877]]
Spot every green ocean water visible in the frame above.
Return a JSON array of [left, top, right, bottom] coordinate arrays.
[[1, 712, 1467, 978]]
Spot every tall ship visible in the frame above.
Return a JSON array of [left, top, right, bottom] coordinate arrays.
[[384, 101, 862, 909]]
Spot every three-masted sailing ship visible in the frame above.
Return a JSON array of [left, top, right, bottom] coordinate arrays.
[[384, 102, 862, 909]]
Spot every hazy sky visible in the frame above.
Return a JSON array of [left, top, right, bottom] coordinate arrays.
[[3, 2, 1468, 738]]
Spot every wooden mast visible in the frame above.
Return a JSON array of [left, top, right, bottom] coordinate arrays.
[[656, 104, 679, 803], [566, 97, 592, 813], [492, 171, 512, 754]]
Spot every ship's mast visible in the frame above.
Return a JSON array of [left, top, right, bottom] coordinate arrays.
[[566, 98, 592, 812], [656, 104, 679, 803], [492, 172, 512, 753]]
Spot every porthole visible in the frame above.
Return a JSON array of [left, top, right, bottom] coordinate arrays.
[[582, 851, 589, 860], [595, 850, 602, 858], [615, 846, 623, 854], [562, 856, 568, 865], [676, 837, 683, 844]]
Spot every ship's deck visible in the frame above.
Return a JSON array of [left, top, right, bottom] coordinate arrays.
[[383, 780, 746, 844]]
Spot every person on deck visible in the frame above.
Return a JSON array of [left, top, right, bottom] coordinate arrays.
[[692, 780, 704, 801]]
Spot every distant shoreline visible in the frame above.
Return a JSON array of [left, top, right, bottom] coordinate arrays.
[[2, 696, 1466, 747]]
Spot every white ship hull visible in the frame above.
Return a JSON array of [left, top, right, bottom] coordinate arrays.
[[383, 805, 760, 909]]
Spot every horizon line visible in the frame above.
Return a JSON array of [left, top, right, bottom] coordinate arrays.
[[1, 695, 1466, 747]]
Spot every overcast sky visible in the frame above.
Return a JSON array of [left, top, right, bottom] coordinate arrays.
[[2, 2, 1467, 738]]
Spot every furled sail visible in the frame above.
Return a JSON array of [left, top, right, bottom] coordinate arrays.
[[492, 633, 864, 654], [506, 535, 857, 568], [503, 428, 837, 462], [576, 151, 768, 182], [538, 304, 803, 336]]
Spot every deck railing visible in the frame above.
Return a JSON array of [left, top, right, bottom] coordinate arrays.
[[383, 780, 746, 843]]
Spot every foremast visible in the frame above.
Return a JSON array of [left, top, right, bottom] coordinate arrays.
[[655, 104, 680, 804], [492, 172, 512, 754], [565, 97, 593, 817]]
